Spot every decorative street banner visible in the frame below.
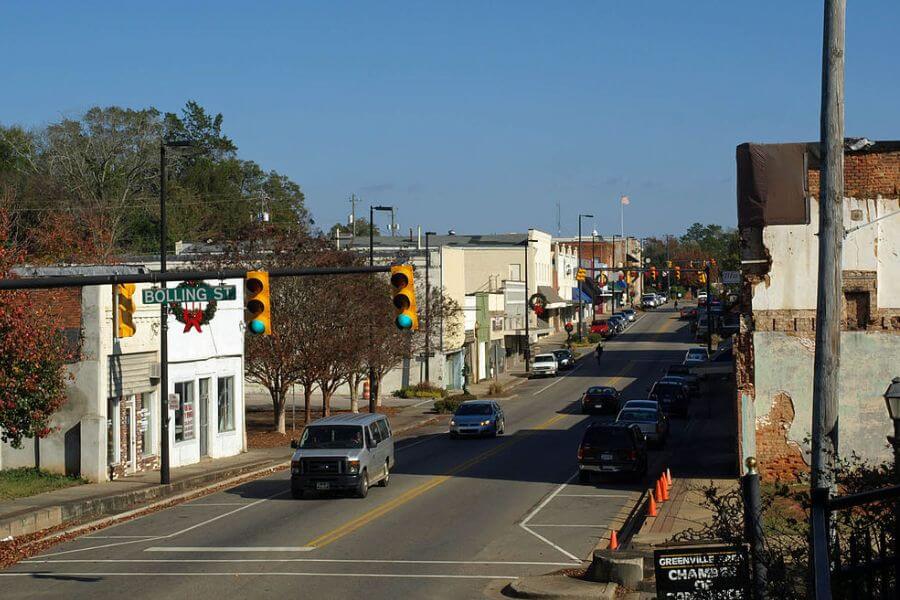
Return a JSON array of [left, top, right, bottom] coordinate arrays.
[[654, 544, 749, 599], [722, 271, 741, 285], [142, 283, 236, 304]]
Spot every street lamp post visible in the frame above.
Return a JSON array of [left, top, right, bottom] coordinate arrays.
[[523, 236, 536, 371], [884, 377, 900, 592], [611, 233, 619, 313], [578, 214, 594, 337], [159, 140, 192, 486], [424, 231, 437, 383], [369, 205, 393, 412]]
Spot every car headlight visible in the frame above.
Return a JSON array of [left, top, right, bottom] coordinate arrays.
[[481, 420, 491, 426], [347, 460, 360, 474], [450, 419, 456, 426]]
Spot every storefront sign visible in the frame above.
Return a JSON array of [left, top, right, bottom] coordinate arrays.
[[654, 544, 749, 599], [182, 402, 194, 440], [168, 393, 180, 411], [142, 284, 236, 304]]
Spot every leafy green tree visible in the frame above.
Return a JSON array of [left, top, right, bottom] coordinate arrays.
[[329, 218, 379, 238]]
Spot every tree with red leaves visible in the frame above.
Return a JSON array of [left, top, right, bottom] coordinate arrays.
[[0, 211, 75, 449]]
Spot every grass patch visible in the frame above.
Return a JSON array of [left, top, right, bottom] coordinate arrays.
[[0, 468, 87, 500]]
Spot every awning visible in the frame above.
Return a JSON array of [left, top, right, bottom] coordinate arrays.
[[537, 285, 569, 309], [572, 286, 592, 303], [582, 277, 603, 302]]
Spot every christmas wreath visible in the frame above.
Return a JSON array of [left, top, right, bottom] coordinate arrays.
[[170, 280, 218, 333]]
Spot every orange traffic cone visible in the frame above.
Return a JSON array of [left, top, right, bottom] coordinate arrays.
[[666, 468, 673, 487], [655, 478, 664, 503], [609, 529, 619, 550], [648, 492, 658, 517], [661, 477, 670, 501]]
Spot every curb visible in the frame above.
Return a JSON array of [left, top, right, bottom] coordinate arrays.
[[0, 456, 288, 539]]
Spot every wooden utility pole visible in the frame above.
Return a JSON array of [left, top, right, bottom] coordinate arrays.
[[810, 0, 845, 597]]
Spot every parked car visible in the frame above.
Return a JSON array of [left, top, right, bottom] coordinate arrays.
[[665, 364, 701, 394], [590, 319, 613, 338], [577, 423, 648, 482], [449, 400, 505, 438], [290, 413, 395, 499], [530, 353, 559, 378], [612, 312, 629, 328], [608, 315, 626, 333], [691, 341, 734, 379], [641, 294, 657, 309], [649, 380, 690, 417], [683, 347, 709, 366], [552, 349, 575, 370], [657, 293, 668, 304], [616, 407, 669, 447], [622, 399, 661, 412], [657, 376, 695, 399], [621, 308, 637, 322], [581, 385, 621, 414]]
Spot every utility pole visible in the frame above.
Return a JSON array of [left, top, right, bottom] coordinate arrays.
[[349, 194, 358, 244], [705, 263, 712, 355], [810, 1, 845, 597], [159, 144, 170, 485], [424, 231, 436, 383]]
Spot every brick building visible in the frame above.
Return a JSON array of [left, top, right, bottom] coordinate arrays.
[[734, 140, 900, 481]]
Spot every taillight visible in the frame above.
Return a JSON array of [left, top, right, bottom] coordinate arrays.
[[577, 446, 584, 460], [628, 450, 637, 460]]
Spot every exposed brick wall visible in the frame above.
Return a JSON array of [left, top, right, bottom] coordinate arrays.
[[756, 392, 808, 481], [23, 287, 82, 330], [808, 149, 900, 200]]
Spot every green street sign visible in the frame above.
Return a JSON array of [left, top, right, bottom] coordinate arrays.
[[142, 284, 236, 304]]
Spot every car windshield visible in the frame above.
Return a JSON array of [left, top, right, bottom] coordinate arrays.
[[625, 402, 656, 410], [653, 384, 682, 395], [618, 410, 656, 423], [300, 425, 364, 449], [455, 403, 492, 416], [583, 427, 630, 447], [553, 351, 569, 358], [534, 356, 555, 363], [668, 366, 688, 375]]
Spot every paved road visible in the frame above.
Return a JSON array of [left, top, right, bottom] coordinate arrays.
[[3, 307, 710, 599]]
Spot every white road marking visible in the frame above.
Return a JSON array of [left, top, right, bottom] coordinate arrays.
[[145, 546, 315, 552], [518, 473, 581, 562], [0, 571, 521, 580], [34, 488, 292, 558], [82, 535, 159, 540], [24, 558, 576, 566], [534, 362, 584, 395], [395, 437, 437, 452], [529, 524, 606, 528], [180, 503, 250, 507]]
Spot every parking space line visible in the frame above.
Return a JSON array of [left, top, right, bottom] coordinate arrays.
[[0, 572, 521, 580], [529, 524, 606, 528], [24, 558, 576, 566], [555, 493, 633, 498], [519, 472, 580, 562]]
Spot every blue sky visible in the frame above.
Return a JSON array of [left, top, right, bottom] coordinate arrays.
[[2, 1, 899, 238]]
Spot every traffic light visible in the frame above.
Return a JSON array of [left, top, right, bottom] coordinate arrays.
[[576, 267, 586, 282], [245, 270, 271, 335], [599, 272, 608, 286], [699, 271, 707, 284], [116, 283, 136, 338], [666, 260, 673, 268], [674, 266, 681, 281], [650, 267, 658, 281], [390, 264, 419, 330]]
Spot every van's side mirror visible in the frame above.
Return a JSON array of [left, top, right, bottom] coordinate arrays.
[[290, 439, 299, 449]]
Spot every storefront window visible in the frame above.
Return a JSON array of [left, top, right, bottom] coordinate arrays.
[[140, 392, 153, 455], [174, 381, 195, 442], [218, 376, 235, 432], [107, 397, 118, 465]]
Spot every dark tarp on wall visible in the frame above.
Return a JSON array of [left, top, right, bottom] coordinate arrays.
[[736, 142, 811, 228]]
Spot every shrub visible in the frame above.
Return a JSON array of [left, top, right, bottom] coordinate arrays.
[[434, 393, 477, 414], [396, 381, 447, 399], [587, 333, 602, 343], [487, 382, 505, 397]]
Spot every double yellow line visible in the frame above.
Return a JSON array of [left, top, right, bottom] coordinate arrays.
[[305, 412, 569, 549]]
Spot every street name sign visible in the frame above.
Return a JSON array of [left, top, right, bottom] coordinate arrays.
[[654, 544, 749, 599], [721, 271, 741, 285], [142, 284, 236, 304]]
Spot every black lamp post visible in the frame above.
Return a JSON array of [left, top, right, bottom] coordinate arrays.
[[577, 214, 594, 337], [159, 139, 193, 485], [368, 205, 393, 412], [523, 236, 536, 371], [885, 377, 900, 591]]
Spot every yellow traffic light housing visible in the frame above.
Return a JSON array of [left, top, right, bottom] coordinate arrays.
[[116, 283, 136, 338], [699, 271, 707, 284], [675, 266, 681, 281], [575, 268, 586, 282], [245, 270, 271, 335], [390, 264, 418, 330]]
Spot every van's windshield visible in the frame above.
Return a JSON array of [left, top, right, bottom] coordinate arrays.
[[299, 425, 364, 449]]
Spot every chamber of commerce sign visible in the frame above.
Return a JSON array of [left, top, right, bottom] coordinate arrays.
[[654, 544, 749, 599]]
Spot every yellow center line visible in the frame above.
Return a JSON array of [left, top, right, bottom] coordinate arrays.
[[305, 357, 639, 550]]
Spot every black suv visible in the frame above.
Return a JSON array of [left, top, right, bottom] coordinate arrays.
[[649, 380, 690, 417], [665, 364, 701, 394], [580, 386, 620, 414], [577, 423, 648, 482]]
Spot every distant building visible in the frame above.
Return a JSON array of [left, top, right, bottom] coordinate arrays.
[[734, 140, 900, 480]]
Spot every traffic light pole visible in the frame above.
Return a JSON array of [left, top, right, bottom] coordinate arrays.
[[159, 145, 170, 485], [705, 263, 712, 354]]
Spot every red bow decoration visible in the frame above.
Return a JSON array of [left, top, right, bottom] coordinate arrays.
[[182, 308, 204, 333]]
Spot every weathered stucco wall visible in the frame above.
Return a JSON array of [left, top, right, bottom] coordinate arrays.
[[753, 331, 898, 479]]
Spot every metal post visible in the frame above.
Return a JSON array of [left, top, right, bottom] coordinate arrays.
[[612, 234, 618, 314], [742, 457, 768, 600], [811, 2, 845, 597], [524, 236, 531, 371], [666, 235, 671, 294], [591, 233, 595, 321], [891, 419, 900, 593], [705, 263, 712, 354], [369, 205, 377, 413], [159, 144, 170, 485], [578, 219, 583, 338]]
